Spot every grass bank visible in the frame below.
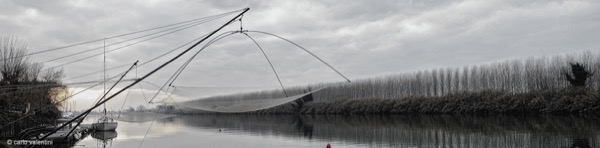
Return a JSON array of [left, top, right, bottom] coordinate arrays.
[[227, 88, 597, 114], [176, 88, 600, 114], [296, 88, 600, 114]]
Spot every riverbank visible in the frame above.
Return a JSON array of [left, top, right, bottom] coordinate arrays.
[[298, 88, 599, 114], [175, 87, 599, 114]]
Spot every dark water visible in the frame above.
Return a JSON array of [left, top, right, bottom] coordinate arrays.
[[77, 114, 600, 148]]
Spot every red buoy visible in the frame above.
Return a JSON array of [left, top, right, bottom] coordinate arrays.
[[326, 143, 331, 148]]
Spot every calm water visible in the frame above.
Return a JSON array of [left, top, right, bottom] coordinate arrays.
[[76, 114, 600, 148]]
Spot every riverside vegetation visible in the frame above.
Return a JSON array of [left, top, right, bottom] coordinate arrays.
[[0, 36, 67, 138], [177, 51, 600, 114]]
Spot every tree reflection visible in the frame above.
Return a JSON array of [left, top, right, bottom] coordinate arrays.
[[170, 114, 600, 148]]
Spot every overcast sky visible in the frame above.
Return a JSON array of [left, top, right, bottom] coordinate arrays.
[[2, 0, 600, 110]]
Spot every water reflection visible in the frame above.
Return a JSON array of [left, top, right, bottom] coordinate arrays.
[[91, 131, 117, 148], [169, 114, 600, 148]]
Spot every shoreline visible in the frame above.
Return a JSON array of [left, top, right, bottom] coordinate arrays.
[[173, 88, 600, 115]]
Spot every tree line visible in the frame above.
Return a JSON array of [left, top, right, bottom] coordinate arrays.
[[311, 51, 598, 101], [180, 51, 599, 105]]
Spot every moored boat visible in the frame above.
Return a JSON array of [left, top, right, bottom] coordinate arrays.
[[92, 116, 118, 131]]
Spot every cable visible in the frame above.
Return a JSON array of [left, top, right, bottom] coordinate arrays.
[[246, 31, 352, 83], [243, 33, 288, 97], [137, 86, 175, 148], [0, 79, 137, 98], [168, 31, 238, 86], [65, 63, 130, 81], [43, 13, 226, 64], [40, 7, 250, 141], [151, 30, 352, 103], [138, 8, 250, 148], [0, 17, 222, 93], [136, 66, 149, 103], [0, 9, 245, 61], [147, 31, 238, 103], [98, 61, 138, 105], [118, 64, 146, 118], [65, 33, 210, 81], [118, 82, 133, 118], [61, 61, 138, 143], [45, 16, 221, 69], [155, 86, 179, 104]]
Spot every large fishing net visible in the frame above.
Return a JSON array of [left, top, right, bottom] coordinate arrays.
[[146, 30, 349, 113], [168, 86, 327, 113]]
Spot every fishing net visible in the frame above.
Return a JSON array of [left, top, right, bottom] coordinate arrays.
[[108, 112, 175, 123], [171, 86, 326, 113], [146, 30, 348, 113], [169, 86, 282, 99]]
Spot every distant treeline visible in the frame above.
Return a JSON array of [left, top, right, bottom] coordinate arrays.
[[313, 51, 598, 101], [176, 51, 599, 114]]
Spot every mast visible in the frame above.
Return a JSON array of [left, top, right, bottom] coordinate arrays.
[[103, 38, 107, 115]]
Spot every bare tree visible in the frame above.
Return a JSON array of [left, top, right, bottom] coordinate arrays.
[[0, 35, 67, 129], [0, 36, 29, 85]]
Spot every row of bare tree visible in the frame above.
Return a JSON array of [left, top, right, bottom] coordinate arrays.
[[184, 51, 598, 104], [313, 51, 598, 101]]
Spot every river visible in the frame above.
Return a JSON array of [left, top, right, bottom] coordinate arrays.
[[76, 114, 600, 148]]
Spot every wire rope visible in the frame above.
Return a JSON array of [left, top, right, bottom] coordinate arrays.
[[0, 9, 245, 61], [65, 33, 210, 81], [246, 31, 351, 83], [45, 17, 219, 69], [243, 33, 288, 97]]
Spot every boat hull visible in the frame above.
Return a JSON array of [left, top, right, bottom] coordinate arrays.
[[91, 131, 117, 140], [92, 122, 118, 131]]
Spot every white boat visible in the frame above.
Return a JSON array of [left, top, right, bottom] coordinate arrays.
[[92, 116, 118, 131], [91, 42, 118, 131]]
